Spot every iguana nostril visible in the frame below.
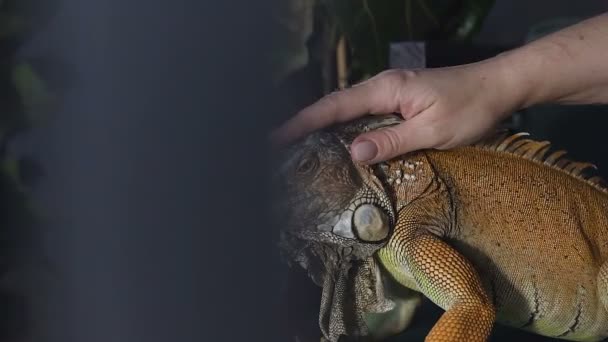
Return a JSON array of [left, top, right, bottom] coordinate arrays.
[[353, 204, 389, 242]]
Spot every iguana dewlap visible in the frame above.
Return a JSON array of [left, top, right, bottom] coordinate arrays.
[[276, 115, 608, 342]]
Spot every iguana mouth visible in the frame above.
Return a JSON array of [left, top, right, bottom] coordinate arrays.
[[319, 260, 362, 340], [279, 226, 394, 341], [317, 255, 395, 342]]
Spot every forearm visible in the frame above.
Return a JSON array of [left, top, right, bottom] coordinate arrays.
[[490, 13, 608, 111], [272, 12, 608, 158]]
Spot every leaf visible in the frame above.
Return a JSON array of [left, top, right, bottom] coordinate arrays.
[[11, 62, 53, 125], [321, 0, 496, 81], [271, 0, 317, 83]]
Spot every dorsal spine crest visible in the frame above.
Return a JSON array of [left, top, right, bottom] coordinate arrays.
[[474, 132, 607, 193]]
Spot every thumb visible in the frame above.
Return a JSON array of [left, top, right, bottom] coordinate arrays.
[[350, 120, 438, 163]]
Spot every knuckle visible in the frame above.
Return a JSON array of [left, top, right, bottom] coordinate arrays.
[[374, 69, 405, 87], [384, 69, 419, 83], [382, 70, 406, 86], [401, 69, 419, 79], [375, 69, 399, 79], [377, 69, 420, 103]]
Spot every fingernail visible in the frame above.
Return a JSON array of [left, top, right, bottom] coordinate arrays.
[[352, 140, 378, 162]]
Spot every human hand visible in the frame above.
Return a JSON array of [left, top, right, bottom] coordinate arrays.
[[271, 60, 519, 164]]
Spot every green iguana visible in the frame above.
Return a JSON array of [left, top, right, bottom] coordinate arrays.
[[275, 114, 608, 342]]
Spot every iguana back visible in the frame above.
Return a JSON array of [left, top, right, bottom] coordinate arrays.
[[378, 133, 608, 341]]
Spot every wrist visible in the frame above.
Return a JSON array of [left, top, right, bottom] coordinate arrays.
[[465, 50, 535, 122], [486, 13, 608, 108], [495, 48, 543, 109]]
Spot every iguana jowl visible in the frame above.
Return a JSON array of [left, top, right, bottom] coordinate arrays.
[[276, 115, 608, 342]]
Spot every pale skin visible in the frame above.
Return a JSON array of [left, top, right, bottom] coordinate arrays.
[[272, 13, 608, 164]]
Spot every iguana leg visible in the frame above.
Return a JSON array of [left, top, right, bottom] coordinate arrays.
[[405, 234, 495, 342], [599, 261, 608, 312]]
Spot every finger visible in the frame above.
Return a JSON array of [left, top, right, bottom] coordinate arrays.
[[350, 116, 442, 163], [270, 78, 397, 145]]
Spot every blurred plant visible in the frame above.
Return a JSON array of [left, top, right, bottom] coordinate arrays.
[[273, 0, 495, 92], [0, 0, 58, 339], [272, 0, 316, 83], [0, 0, 57, 220]]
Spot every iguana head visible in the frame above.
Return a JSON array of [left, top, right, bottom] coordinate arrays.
[[273, 115, 402, 341]]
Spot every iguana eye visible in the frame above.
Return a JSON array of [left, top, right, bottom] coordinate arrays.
[[353, 204, 389, 242], [296, 155, 317, 175]]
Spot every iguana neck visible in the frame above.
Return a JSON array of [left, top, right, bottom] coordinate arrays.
[[375, 151, 456, 238]]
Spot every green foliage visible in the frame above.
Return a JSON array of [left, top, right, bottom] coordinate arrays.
[[12, 62, 53, 125], [0, 0, 56, 40], [0, 0, 58, 273], [323, 0, 495, 79], [0, 60, 54, 140], [271, 0, 316, 83], [0, 0, 57, 135]]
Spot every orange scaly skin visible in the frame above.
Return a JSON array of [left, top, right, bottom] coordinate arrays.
[[376, 137, 608, 342]]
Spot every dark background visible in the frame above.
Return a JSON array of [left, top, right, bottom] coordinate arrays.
[[1, 0, 607, 342], [11, 1, 284, 341]]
